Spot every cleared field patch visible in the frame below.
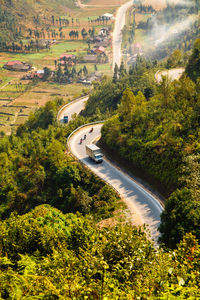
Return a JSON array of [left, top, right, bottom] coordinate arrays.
[[0, 106, 19, 115], [0, 92, 17, 101], [0, 100, 11, 105], [0, 104, 36, 134], [135, 13, 152, 25], [0, 41, 88, 70], [11, 81, 86, 107], [15, 115, 30, 126], [0, 114, 16, 125], [141, 0, 167, 10], [74, 8, 115, 18], [134, 28, 149, 46], [85, 0, 127, 7], [0, 70, 14, 88]]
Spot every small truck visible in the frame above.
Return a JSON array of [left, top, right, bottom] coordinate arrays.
[[86, 144, 103, 163]]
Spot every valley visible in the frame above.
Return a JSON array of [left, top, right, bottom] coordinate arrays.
[[0, 0, 118, 134], [0, 0, 200, 298]]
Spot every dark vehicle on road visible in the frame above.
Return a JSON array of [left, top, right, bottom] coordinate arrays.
[[63, 115, 69, 123]]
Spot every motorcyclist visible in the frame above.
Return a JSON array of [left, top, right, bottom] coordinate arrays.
[[89, 127, 93, 133], [84, 134, 86, 140], [80, 138, 82, 144]]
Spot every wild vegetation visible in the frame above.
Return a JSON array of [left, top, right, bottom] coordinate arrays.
[[0, 98, 120, 221], [82, 58, 157, 119], [95, 40, 200, 248], [0, 79, 200, 298], [1, 205, 200, 299], [128, 0, 200, 63], [0, 0, 114, 52], [0, 0, 200, 297], [0, 0, 74, 50]]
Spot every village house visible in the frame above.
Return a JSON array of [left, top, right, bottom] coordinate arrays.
[[87, 71, 102, 82], [81, 53, 108, 64], [81, 55, 99, 64], [77, 71, 103, 85], [59, 54, 77, 66], [88, 36, 102, 44], [4, 61, 31, 72], [102, 13, 113, 20], [22, 70, 45, 80], [95, 46, 106, 55], [95, 37, 111, 48], [98, 27, 110, 37], [33, 70, 45, 79]]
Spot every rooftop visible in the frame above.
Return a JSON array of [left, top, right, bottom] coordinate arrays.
[[96, 46, 106, 52], [60, 54, 75, 59], [6, 61, 24, 66], [103, 13, 113, 18]]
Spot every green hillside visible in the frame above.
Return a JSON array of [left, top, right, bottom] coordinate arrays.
[[1, 0, 76, 16], [0, 0, 76, 46]]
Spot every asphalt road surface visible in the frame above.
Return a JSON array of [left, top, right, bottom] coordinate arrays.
[[69, 123, 163, 241], [113, 0, 133, 68], [155, 68, 185, 83], [58, 96, 88, 123], [58, 0, 164, 241]]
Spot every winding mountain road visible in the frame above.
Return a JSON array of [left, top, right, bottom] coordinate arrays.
[[58, 100, 163, 240], [155, 68, 185, 83], [57, 1, 165, 241], [68, 123, 163, 241], [58, 96, 88, 123]]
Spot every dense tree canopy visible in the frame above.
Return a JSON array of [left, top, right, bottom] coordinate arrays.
[[96, 40, 200, 248], [185, 38, 200, 82], [82, 57, 156, 120], [0, 205, 200, 299], [0, 99, 120, 221], [0, 5, 199, 294]]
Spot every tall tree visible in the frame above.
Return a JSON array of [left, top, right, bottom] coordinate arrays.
[[113, 63, 119, 83], [185, 38, 200, 82]]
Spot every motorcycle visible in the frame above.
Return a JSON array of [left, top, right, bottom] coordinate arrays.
[[89, 127, 93, 133], [80, 138, 82, 144], [83, 134, 86, 140]]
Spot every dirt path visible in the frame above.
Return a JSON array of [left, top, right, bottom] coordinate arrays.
[[0, 81, 11, 91], [77, 0, 86, 8]]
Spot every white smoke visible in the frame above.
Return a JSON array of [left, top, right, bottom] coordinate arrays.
[[145, 0, 195, 7], [152, 14, 198, 47], [167, 0, 195, 6]]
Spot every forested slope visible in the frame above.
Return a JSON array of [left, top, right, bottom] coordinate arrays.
[[1, 204, 200, 298], [0, 0, 75, 45], [0, 75, 199, 300], [99, 40, 200, 248], [0, 38, 200, 300], [0, 99, 120, 221]]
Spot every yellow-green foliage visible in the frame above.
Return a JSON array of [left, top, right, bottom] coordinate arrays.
[[0, 99, 120, 221], [0, 205, 200, 299]]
